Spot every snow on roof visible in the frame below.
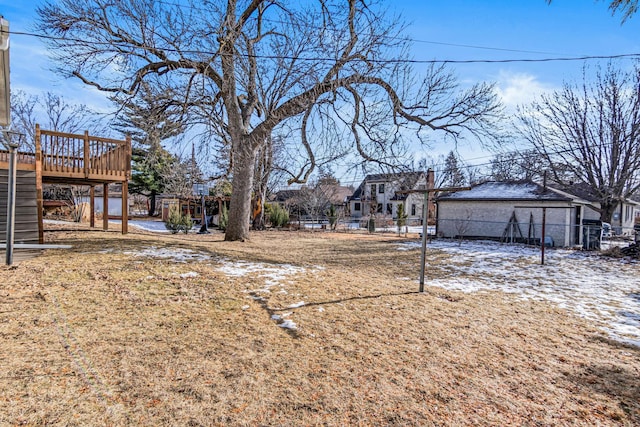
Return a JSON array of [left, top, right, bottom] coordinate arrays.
[[437, 181, 573, 202]]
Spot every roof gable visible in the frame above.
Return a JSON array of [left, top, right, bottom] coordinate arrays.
[[349, 171, 425, 201]]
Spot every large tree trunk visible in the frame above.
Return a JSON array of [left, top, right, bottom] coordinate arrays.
[[225, 141, 258, 241], [148, 190, 157, 217], [599, 201, 617, 224]]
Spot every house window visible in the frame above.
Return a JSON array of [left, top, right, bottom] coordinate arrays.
[[376, 203, 383, 213], [386, 203, 392, 215], [354, 202, 361, 211], [411, 204, 416, 216], [379, 183, 385, 194], [625, 205, 633, 222], [370, 184, 376, 197]]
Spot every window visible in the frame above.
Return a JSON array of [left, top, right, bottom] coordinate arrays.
[[386, 203, 392, 215], [625, 205, 633, 222], [379, 183, 385, 194], [376, 203, 383, 213], [411, 204, 416, 216], [354, 202, 361, 211], [370, 184, 376, 196]]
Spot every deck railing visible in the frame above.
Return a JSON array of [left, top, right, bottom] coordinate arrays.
[[0, 150, 36, 167], [35, 125, 131, 181]]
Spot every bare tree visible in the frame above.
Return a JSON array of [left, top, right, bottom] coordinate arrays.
[[294, 180, 339, 228], [8, 90, 102, 150], [418, 156, 458, 197], [607, 0, 639, 20], [489, 150, 544, 182], [516, 64, 640, 222], [37, 0, 502, 241], [161, 155, 203, 199], [547, 0, 638, 22]]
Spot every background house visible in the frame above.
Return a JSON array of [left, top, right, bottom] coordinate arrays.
[[273, 183, 352, 224], [436, 181, 594, 247], [551, 182, 640, 236], [348, 171, 435, 224]]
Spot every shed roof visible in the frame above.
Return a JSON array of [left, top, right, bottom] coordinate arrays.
[[436, 181, 576, 202]]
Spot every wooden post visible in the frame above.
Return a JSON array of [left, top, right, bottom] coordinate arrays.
[[103, 183, 109, 231], [121, 181, 128, 234], [83, 130, 90, 178], [125, 135, 132, 177], [35, 124, 44, 244], [89, 185, 95, 228]]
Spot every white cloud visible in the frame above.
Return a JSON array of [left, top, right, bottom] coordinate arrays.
[[494, 71, 557, 111]]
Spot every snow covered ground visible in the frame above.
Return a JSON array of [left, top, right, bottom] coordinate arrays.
[[398, 239, 640, 347]]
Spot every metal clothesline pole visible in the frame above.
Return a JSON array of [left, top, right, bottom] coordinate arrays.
[[418, 191, 429, 293], [2, 131, 22, 266], [399, 185, 471, 292]]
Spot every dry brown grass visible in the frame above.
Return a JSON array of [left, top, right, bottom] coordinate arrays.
[[1, 225, 639, 426]]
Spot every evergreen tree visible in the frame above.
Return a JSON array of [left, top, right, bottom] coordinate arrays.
[[442, 151, 466, 187], [112, 83, 185, 216]]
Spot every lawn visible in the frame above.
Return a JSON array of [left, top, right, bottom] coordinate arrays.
[[1, 225, 639, 426]]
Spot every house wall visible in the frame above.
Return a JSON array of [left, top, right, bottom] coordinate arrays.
[[583, 202, 638, 235], [0, 169, 39, 244], [350, 174, 428, 222], [436, 200, 577, 247], [613, 202, 638, 234]]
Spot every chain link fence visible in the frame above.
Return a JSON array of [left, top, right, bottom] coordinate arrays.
[[326, 216, 638, 251]]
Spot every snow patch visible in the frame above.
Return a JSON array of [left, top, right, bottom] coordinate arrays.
[[398, 239, 640, 346], [179, 271, 199, 278], [288, 301, 306, 308], [122, 246, 210, 263]]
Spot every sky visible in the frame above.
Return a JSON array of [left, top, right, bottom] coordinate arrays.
[[1, 0, 640, 181]]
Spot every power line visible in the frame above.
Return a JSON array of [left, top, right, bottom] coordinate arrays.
[[333, 139, 624, 186], [149, 0, 574, 56], [8, 29, 640, 65]]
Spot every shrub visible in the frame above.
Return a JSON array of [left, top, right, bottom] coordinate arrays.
[[165, 208, 193, 234], [180, 213, 193, 234], [219, 203, 229, 231], [165, 208, 183, 234], [267, 203, 289, 228], [327, 204, 338, 230]]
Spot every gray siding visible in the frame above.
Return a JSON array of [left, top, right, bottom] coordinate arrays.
[[437, 200, 577, 247], [0, 169, 39, 244]]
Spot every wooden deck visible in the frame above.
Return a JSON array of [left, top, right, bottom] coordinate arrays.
[[1, 125, 132, 243], [0, 127, 131, 183]]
